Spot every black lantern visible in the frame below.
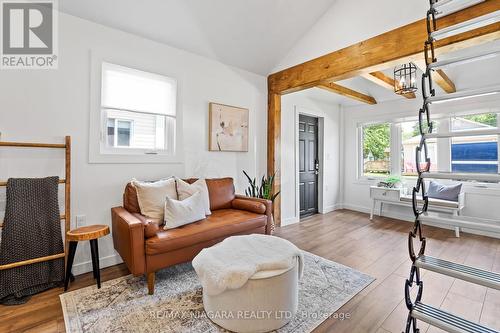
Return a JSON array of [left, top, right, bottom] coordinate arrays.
[[394, 63, 418, 95]]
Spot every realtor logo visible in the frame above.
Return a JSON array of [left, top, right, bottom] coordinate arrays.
[[1, 0, 58, 69]]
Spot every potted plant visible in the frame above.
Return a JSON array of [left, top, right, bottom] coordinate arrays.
[[377, 175, 402, 188], [242, 170, 280, 232]]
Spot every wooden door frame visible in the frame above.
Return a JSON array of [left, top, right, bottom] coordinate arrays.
[[267, 1, 500, 226]]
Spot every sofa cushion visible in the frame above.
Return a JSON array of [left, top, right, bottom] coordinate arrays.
[[124, 183, 141, 214], [400, 195, 459, 208], [132, 178, 177, 223], [146, 209, 266, 255], [206, 178, 235, 211], [176, 178, 211, 215], [164, 192, 206, 229]]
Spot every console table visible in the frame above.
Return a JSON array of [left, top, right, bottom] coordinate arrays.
[[369, 186, 465, 236]]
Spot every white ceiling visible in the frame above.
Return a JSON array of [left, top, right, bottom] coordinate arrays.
[[58, 0, 337, 75]]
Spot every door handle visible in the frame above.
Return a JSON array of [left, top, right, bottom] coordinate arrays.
[[315, 161, 319, 175]]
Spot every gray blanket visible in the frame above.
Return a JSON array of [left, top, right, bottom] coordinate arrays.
[[0, 177, 64, 305]]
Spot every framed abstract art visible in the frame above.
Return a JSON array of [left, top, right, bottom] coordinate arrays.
[[209, 102, 249, 152]]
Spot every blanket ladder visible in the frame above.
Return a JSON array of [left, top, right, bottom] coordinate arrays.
[[0, 136, 71, 271]]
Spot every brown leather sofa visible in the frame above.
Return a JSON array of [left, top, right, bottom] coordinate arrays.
[[111, 177, 272, 294]]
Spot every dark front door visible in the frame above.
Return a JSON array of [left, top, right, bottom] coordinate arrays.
[[299, 114, 319, 218]]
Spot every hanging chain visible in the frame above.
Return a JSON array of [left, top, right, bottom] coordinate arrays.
[[404, 1, 438, 332]]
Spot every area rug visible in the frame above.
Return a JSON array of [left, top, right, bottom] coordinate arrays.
[[60, 251, 373, 333]]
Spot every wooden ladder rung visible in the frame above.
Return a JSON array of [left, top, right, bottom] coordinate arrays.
[[0, 179, 66, 187], [0, 253, 65, 270], [0, 141, 66, 149]]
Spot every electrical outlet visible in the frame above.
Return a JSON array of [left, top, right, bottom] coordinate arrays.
[[76, 215, 86, 228]]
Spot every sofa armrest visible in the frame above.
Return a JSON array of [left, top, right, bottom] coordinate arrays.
[[111, 207, 146, 275], [234, 195, 273, 234], [232, 198, 266, 214]]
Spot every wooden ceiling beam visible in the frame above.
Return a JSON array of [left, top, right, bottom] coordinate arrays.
[[434, 69, 457, 93], [362, 71, 416, 99], [317, 82, 377, 105], [414, 60, 457, 93], [268, 0, 500, 94]]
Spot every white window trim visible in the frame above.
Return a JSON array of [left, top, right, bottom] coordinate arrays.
[[89, 50, 183, 164], [357, 111, 500, 188]]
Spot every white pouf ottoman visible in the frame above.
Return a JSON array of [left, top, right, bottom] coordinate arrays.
[[192, 235, 303, 333]]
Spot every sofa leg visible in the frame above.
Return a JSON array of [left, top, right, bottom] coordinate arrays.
[[147, 272, 155, 295]]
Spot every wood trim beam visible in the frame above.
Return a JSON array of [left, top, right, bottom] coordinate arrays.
[[317, 82, 377, 105], [268, 1, 500, 94], [362, 72, 416, 99], [267, 92, 281, 226]]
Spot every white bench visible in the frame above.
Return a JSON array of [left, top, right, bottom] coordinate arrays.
[[370, 186, 465, 237]]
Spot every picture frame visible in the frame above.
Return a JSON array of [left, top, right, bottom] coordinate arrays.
[[209, 102, 249, 152]]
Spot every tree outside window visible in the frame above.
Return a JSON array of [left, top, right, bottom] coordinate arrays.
[[362, 123, 391, 176]]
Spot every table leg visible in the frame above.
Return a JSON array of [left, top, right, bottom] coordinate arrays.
[[379, 202, 383, 217], [90, 239, 101, 289], [64, 241, 78, 291], [370, 200, 376, 220]]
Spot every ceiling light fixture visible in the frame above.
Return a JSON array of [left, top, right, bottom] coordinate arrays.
[[394, 63, 418, 95]]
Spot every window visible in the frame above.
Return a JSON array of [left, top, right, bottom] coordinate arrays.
[[358, 111, 499, 183], [362, 123, 391, 177], [451, 113, 498, 174], [100, 62, 176, 154], [107, 118, 133, 147], [401, 121, 438, 176]]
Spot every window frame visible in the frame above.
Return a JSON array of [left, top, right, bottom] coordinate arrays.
[[89, 50, 183, 164], [357, 110, 500, 186]]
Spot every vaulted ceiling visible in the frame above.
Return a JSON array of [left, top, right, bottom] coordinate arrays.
[[59, 0, 337, 75], [59, 0, 499, 107]]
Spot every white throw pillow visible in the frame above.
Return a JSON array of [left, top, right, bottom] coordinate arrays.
[[164, 191, 206, 229], [131, 178, 177, 223], [176, 178, 211, 215]]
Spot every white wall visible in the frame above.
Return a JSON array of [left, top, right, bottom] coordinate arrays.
[[273, 0, 427, 72], [0, 13, 267, 274], [342, 96, 500, 235], [280, 91, 342, 226]]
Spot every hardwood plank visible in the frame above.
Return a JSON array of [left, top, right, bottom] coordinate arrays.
[[480, 288, 500, 330], [317, 82, 377, 105]]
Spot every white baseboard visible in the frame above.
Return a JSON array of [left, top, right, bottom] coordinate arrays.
[[341, 202, 500, 239], [72, 253, 123, 276], [281, 216, 299, 226], [282, 203, 343, 226], [322, 203, 343, 213]]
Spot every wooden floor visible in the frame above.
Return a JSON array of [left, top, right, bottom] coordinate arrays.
[[1, 209, 499, 333]]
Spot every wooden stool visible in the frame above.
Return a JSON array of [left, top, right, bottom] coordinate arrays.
[[64, 225, 110, 291]]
